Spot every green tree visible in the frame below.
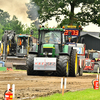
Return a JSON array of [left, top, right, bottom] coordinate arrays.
[[30, 23, 38, 38], [0, 9, 38, 41], [0, 24, 4, 40], [30, 0, 100, 27], [0, 9, 11, 33], [23, 23, 38, 38], [0, 9, 24, 34], [0, 24, 4, 34], [0, 9, 10, 26], [23, 24, 31, 34], [10, 15, 24, 34]]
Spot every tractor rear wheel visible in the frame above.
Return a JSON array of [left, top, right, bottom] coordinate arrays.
[[56, 55, 69, 76], [26, 54, 38, 75], [69, 49, 78, 77]]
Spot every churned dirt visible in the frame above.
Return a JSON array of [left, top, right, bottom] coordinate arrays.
[[0, 71, 97, 100]]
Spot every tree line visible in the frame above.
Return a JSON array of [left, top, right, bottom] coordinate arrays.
[[28, 0, 100, 27], [0, 9, 38, 40], [1, 0, 100, 40]]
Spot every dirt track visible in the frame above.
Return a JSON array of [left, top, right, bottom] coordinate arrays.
[[0, 71, 97, 100]]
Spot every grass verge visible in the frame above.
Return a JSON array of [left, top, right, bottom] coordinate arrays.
[[34, 88, 100, 100]]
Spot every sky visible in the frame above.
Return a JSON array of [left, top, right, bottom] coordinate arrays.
[[0, 0, 31, 25], [0, 0, 100, 32]]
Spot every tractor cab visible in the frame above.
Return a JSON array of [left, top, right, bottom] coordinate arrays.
[[38, 27, 64, 57], [16, 34, 33, 57], [85, 50, 100, 61], [87, 50, 100, 61], [84, 50, 100, 72]]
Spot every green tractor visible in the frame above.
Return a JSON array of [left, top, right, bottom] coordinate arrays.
[[26, 27, 78, 76]]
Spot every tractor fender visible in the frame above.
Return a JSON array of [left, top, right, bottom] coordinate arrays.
[[59, 52, 69, 56], [29, 51, 38, 54], [68, 46, 73, 55], [59, 46, 73, 56]]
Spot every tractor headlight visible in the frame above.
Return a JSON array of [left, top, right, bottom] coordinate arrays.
[[43, 52, 52, 55], [48, 53, 52, 55], [43, 52, 47, 55]]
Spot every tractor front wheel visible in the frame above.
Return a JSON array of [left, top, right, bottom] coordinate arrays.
[[56, 55, 69, 76], [26, 54, 38, 75]]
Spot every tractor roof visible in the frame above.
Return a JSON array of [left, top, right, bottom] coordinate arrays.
[[40, 27, 64, 31], [17, 34, 29, 38]]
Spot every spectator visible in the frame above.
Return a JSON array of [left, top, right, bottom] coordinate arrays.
[[66, 36, 73, 43]]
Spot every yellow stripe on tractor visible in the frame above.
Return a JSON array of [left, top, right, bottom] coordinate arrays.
[[1, 43, 3, 55], [7, 45, 9, 55], [75, 53, 78, 75], [43, 47, 55, 49]]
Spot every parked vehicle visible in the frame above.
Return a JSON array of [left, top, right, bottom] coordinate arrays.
[[1, 30, 33, 70], [83, 50, 100, 72]]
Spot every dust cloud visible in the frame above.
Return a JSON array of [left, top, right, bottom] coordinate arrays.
[[0, 0, 31, 26]]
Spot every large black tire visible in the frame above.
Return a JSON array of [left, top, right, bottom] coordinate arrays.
[[26, 54, 38, 75], [69, 49, 78, 77], [79, 68, 83, 76], [56, 55, 69, 76]]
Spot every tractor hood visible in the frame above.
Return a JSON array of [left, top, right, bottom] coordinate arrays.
[[43, 44, 55, 57], [43, 44, 55, 49]]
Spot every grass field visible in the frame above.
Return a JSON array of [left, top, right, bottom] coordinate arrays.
[[34, 88, 100, 100]]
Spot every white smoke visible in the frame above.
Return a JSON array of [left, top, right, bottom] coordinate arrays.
[[26, 2, 40, 28], [0, 0, 31, 26]]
